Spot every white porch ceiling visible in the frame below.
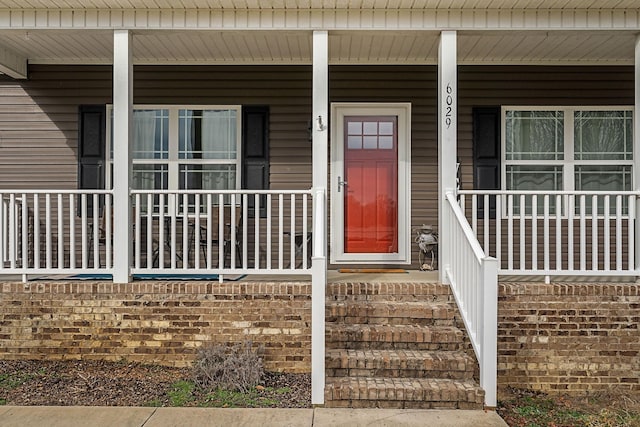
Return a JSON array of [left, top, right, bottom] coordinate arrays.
[[0, 29, 635, 66], [0, 0, 638, 9]]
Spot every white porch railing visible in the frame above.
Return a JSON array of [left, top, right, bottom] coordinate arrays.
[[444, 192, 498, 408], [0, 189, 314, 277], [459, 190, 639, 277], [0, 190, 114, 274], [130, 189, 313, 275]]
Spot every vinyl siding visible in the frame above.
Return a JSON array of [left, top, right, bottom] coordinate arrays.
[[458, 65, 635, 272], [0, 64, 633, 269]]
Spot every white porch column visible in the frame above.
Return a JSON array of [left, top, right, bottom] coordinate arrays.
[[112, 30, 133, 284], [635, 35, 640, 272], [438, 31, 457, 283], [311, 30, 328, 406]]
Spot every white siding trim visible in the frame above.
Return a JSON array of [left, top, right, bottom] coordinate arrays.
[[0, 9, 639, 31]]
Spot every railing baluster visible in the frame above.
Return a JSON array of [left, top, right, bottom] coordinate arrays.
[[57, 194, 63, 269], [266, 194, 272, 270], [471, 194, 477, 236], [158, 193, 165, 269], [580, 195, 586, 271], [531, 195, 537, 271], [254, 194, 260, 270], [106, 193, 112, 268], [135, 193, 141, 269], [6, 194, 14, 268], [616, 195, 622, 271], [80, 194, 87, 269], [21, 194, 27, 269], [242, 194, 248, 269], [628, 195, 635, 271], [45, 193, 52, 269], [69, 194, 75, 269], [290, 194, 296, 269], [33, 194, 40, 269], [568, 194, 574, 271], [218, 194, 224, 269], [278, 193, 284, 270], [303, 193, 308, 269], [519, 194, 525, 271], [483, 194, 489, 254], [507, 194, 513, 271], [229, 193, 239, 268], [543, 195, 549, 272], [194, 194, 201, 270], [555, 195, 562, 271], [182, 194, 189, 270], [603, 195, 610, 271], [146, 193, 153, 269], [92, 193, 99, 269], [170, 194, 177, 269], [206, 194, 212, 269], [592, 195, 598, 271]]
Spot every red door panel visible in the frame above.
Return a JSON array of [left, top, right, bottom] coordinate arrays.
[[344, 116, 398, 254]]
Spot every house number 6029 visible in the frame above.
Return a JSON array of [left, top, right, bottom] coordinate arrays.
[[445, 83, 453, 129]]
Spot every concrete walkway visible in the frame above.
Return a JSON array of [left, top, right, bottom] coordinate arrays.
[[0, 406, 508, 427]]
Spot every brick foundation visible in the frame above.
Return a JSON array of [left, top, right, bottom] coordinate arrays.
[[2, 279, 639, 392], [498, 282, 640, 394], [0, 281, 311, 371]]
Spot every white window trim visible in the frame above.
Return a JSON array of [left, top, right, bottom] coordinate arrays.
[[105, 104, 242, 190], [501, 105, 634, 218]]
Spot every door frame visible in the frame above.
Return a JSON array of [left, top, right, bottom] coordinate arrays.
[[330, 102, 412, 264]]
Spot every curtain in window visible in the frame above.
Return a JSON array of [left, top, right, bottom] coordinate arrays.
[[133, 110, 158, 160], [202, 110, 236, 160]]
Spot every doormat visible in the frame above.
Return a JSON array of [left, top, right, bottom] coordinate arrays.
[[337, 268, 407, 273], [32, 273, 246, 282]]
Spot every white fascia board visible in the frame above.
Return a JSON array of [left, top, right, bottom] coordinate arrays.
[[0, 8, 638, 31], [0, 41, 26, 79]]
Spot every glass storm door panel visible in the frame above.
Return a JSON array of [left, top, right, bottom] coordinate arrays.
[[343, 116, 398, 253]]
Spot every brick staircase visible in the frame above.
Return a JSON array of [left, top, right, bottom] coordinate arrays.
[[325, 282, 485, 409]]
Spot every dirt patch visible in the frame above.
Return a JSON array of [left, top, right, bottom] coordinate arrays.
[[498, 387, 640, 427], [0, 360, 310, 408]]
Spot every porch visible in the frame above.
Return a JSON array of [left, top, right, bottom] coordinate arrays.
[[0, 0, 639, 411]]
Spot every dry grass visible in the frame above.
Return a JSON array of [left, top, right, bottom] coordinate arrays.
[[498, 387, 640, 427]]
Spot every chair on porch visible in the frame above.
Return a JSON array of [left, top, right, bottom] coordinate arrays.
[[190, 205, 242, 268]]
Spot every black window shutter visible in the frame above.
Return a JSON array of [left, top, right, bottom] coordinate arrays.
[[77, 105, 106, 213], [472, 107, 501, 218], [242, 106, 269, 217]]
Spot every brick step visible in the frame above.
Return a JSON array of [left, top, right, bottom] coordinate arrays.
[[326, 301, 455, 326], [326, 349, 476, 380], [326, 324, 466, 351], [327, 283, 452, 302], [324, 377, 484, 409]]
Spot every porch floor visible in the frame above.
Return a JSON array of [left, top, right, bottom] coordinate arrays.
[[5, 269, 439, 283], [6, 270, 637, 283]]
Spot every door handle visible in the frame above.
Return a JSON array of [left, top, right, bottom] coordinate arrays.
[[338, 177, 348, 192]]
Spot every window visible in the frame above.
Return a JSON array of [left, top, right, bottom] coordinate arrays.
[[503, 107, 633, 215], [106, 105, 241, 210]]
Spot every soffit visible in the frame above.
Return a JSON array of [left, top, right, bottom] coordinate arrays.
[[0, 29, 635, 65], [0, 0, 638, 10]]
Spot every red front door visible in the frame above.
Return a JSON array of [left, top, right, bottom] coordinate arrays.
[[344, 116, 398, 253]]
